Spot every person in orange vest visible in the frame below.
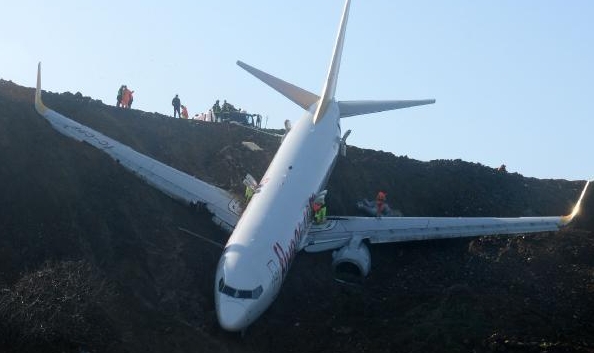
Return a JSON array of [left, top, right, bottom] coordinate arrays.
[[128, 90, 134, 108], [181, 105, 189, 119], [376, 191, 387, 217], [121, 86, 134, 109]]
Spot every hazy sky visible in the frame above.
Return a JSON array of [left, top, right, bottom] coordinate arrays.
[[1, 1, 592, 180]]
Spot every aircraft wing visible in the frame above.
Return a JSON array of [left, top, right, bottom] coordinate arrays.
[[35, 64, 241, 232], [304, 181, 589, 252]]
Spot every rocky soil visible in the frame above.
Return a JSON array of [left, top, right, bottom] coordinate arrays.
[[0, 79, 592, 352]]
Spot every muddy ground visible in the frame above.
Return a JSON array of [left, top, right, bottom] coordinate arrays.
[[0, 79, 592, 352]]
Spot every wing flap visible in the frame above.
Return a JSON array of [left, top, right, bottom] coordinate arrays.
[[305, 215, 563, 252]]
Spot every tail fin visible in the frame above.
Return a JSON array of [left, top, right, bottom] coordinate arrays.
[[237, 61, 319, 111], [313, 0, 351, 124], [338, 99, 436, 118], [238, 0, 433, 122]]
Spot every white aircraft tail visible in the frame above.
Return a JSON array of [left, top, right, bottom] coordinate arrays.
[[312, 0, 351, 124], [238, 0, 434, 124], [237, 0, 351, 124]]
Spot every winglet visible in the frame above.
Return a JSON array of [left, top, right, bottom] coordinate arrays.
[[560, 180, 590, 225], [35, 62, 48, 114], [313, 0, 351, 124]]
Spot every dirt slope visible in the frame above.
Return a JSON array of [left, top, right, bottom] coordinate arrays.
[[0, 79, 592, 352]]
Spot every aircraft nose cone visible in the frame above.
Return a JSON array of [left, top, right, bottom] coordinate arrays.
[[217, 300, 248, 331]]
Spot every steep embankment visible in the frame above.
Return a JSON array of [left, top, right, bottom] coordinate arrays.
[[0, 79, 592, 353]]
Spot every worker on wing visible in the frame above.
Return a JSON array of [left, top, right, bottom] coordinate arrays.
[[313, 200, 327, 224], [245, 185, 254, 204], [376, 191, 386, 218]]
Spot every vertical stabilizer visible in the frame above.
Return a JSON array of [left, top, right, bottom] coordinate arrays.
[[313, 0, 351, 124]]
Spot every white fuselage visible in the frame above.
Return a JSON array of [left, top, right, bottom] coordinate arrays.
[[214, 102, 341, 331]]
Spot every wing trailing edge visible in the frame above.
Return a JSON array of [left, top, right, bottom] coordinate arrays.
[[338, 99, 436, 118]]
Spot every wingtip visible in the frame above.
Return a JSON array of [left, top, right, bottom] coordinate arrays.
[[560, 180, 590, 225], [35, 62, 47, 114]]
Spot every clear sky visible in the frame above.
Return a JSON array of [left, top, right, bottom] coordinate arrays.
[[1, 1, 592, 181]]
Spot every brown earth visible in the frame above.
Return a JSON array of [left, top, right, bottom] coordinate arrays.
[[0, 79, 592, 352]]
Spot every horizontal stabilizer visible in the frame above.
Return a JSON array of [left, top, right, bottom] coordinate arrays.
[[237, 60, 319, 111], [338, 99, 435, 118]]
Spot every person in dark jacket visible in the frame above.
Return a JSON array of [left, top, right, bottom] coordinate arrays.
[[117, 85, 125, 107], [172, 94, 181, 118]]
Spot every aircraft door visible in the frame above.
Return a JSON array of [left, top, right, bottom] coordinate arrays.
[[267, 260, 281, 293]]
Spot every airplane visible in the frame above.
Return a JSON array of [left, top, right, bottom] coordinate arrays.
[[34, 0, 589, 333]]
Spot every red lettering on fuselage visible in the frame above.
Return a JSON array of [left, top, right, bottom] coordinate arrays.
[[272, 193, 317, 278]]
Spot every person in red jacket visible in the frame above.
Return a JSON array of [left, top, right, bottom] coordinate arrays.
[[121, 86, 134, 109]]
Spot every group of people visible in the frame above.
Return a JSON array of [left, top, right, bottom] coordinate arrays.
[[212, 99, 240, 114], [116, 89, 260, 126], [212, 99, 263, 127], [312, 191, 387, 224], [175, 96, 251, 122], [116, 85, 134, 109]]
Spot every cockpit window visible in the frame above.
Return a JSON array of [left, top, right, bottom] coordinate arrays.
[[218, 278, 263, 300]]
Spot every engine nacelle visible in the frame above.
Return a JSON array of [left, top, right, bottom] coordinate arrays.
[[332, 240, 371, 281]]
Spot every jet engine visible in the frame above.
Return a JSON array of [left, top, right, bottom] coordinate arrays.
[[331, 238, 371, 282]]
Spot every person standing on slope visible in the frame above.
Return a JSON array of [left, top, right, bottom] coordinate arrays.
[[117, 85, 125, 107], [121, 86, 134, 109], [172, 94, 181, 118]]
